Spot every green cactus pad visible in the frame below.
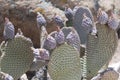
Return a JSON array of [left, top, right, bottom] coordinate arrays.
[[86, 24, 118, 79], [73, 6, 94, 44], [0, 35, 34, 80], [61, 27, 81, 52], [48, 43, 81, 80]]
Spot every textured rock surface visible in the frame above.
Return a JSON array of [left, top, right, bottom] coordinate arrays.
[[100, 70, 119, 80], [0, 0, 58, 48]]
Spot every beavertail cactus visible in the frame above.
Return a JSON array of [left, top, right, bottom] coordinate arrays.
[[3, 17, 15, 41], [82, 13, 93, 33], [48, 43, 81, 80], [53, 13, 65, 28], [54, 30, 65, 45], [52, 27, 65, 45], [64, 7, 73, 21], [73, 6, 94, 44], [43, 34, 56, 50], [97, 8, 108, 24], [108, 13, 119, 30], [86, 23, 118, 79], [0, 33, 34, 80], [49, 30, 65, 45], [36, 12, 47, 28], [61, 27, 81, 52], [108, 18, 119, 30]]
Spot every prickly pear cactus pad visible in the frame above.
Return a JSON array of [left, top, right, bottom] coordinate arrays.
[[0, 34, 34, 80], [61, 27, 81, 52], [48, 43, 81, 80], [73, 6, 94, 44], [86, 23, 118, 79], [50, 30, 65, 45]]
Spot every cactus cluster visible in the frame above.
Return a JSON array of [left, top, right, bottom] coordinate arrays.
[[0, 1, 119, 80], [40, 5, 118, 80], [73, 6, 118, 80], [42, 26, 81, 80]]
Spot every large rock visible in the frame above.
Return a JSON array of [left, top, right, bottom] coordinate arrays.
[[0, 0, 58, 48]]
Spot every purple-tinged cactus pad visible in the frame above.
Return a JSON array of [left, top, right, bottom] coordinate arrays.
[[73, 6, 94, 44], [64, 8, 73, 21], [61, 27, 81, 52], [43, 35, 56, 50], [108, 18, 119, 30], [3, 22, 15, 40], [82, 15, 93, 33], [97, 11, 108, 24], [36, 12, 47, 28], [54, 30, 65, 45]]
